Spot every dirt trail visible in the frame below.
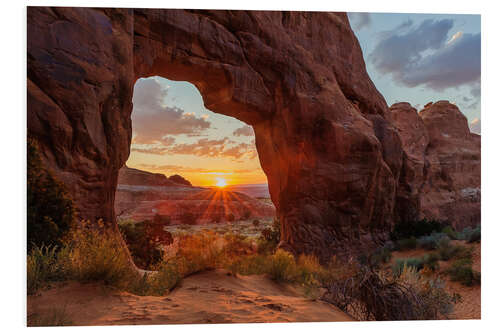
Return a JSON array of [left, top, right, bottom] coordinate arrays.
[[27, 270, 352, 326]]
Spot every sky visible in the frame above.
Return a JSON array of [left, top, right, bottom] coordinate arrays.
[[126, 77, 266, 186], [127, 12, 481, 186], [348, 12, 481, 133]]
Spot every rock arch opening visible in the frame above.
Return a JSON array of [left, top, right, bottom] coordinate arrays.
[[115, 76, 276, 228]]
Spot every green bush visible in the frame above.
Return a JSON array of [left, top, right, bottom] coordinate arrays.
[[442, 226, 458, 240], [390, 219, 447, 241], [393, 257, 424, 275], [417, 233, 450, 250], [395, 237, 417, 251], [437, 243, 472, 261], [358, 246, 392, 268], [446, 259, 481, 286], [455, 225, 481, 243], [267, 249, 297, 282], [63, 220, 137, 288], [27, 138, 75, 251], [421, 253, 440, 271], [118, 221, 166, 270]]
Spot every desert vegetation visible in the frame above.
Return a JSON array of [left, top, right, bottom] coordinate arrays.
[[28, 212, 480, 322]]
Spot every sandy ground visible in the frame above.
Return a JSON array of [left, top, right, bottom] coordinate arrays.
[[390, 240, 481, 320], [27, 269, 352, 326]]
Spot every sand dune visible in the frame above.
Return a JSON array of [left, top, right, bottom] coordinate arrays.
[[27, 269, 352, 326]]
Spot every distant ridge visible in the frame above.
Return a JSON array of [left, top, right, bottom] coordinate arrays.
[[118, 165, 191, 187]]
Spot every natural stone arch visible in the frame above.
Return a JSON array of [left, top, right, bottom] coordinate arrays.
[[28, 7, 404, 259]]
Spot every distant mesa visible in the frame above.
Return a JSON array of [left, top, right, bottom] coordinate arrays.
[[115, 166, 275, 224], [117, 165, 191, 187], [168, 174, 192, 187]]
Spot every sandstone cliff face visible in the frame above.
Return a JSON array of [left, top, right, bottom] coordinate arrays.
[[27, 8, 479, 259], [390, 101, 481, 229]]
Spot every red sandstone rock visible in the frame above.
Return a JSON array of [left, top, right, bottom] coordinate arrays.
[[390, 101, 480, 229], [27, 8, 480, 259]]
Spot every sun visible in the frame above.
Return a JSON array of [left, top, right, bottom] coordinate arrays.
[[215, 177, 227, 188]]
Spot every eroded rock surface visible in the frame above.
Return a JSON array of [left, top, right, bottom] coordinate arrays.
[[390, 101, 481, 229], [27, 8, 480, 259]]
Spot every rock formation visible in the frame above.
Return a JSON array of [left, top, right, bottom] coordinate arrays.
[[168, 175, 192, 187], [118, 165, 189, 187], [389, 101, 481, 230], [27, 8, 480, 259]]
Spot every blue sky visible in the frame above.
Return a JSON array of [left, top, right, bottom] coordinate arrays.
[[348, 12, 481, 132]]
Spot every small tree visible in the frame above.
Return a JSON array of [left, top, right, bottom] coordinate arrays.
[[27, 138, 75, 250]]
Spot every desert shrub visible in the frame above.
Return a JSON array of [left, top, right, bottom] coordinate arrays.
[[467, 226, 481, 243], [455, 225, 481, 243], [267, 249, 297, 282], [226, 213, 235, 222], [27, 138, 75, 251], [258, 217, 281, 254], [390, 218, 447, 241], [180, 212, 197, 225], [437, 243, 472, 261], [152, 214, 171, 225], [446, 259, 481, 286], [252, 219, 260, 227], [175, 231, 222, 273], [62, 220, 137, 288], [358, 246, 392, 268], [323, 265, 460, 320], [222, 233, 254, 257], [118, 221, 167, 270], [393, 257, 424, 275], [442, 226, 458, 240], [417, 233, 450, 250], [421, 253, 440, 271], [395, 237, 417, 251], [27, 244, 68, 294], [225, 254, 269, 276]]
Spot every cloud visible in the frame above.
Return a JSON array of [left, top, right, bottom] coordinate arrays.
[[232, 125, 254, 137], [469, 118, 481, 134], [132, 136, 258, 161], [348, 13, 372, 31], [136, 163, 257, 174], [369, 19, 480, 92], [131, 78, 211, 144]]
